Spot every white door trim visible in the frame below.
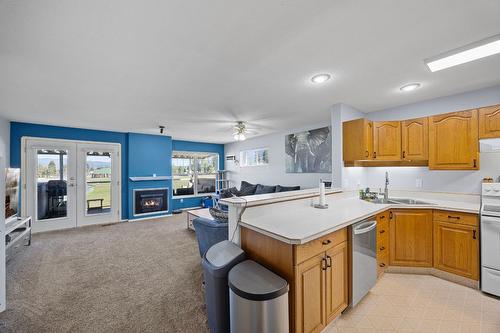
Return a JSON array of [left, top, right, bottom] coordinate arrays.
[[21, 137, 122, 232]]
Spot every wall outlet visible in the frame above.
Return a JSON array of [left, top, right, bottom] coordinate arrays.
[[415, 178, 423, 188]]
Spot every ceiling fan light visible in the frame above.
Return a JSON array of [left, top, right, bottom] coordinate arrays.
[[233, 133, 246, 141]]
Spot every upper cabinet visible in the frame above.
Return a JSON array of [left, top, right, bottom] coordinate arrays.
[[342, 118, 373, 161], [479, 104, 500, 139], [401, 117, 428, 161], [429, 109, 479, 170], [373, 121, 401, 160]]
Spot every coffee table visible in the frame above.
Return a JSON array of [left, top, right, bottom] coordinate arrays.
[[186, 208, 213, 231]]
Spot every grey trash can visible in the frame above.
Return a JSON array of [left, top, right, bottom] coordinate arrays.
[[202, 240, 245, 333], [228, 260, 289, 333]]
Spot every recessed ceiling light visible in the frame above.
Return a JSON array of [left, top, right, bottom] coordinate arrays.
[[425, 34, 500, 72], [311, 73, 331, 84], [400, 83, 421, 92]]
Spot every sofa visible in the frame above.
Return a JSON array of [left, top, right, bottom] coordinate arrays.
[[193, 181, 300, 257]]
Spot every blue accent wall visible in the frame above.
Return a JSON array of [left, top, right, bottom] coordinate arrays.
[[171, 140, 225, 210], [9, 122, 224, 220], [127, 133, 173, 219]]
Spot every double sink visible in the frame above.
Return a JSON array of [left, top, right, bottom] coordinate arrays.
[[367, 197, 435, 205]]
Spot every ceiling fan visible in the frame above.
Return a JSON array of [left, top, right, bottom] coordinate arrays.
[[233, 121, 248, 141]]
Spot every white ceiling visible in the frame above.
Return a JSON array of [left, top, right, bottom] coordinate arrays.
[[1, 0, 499, 143]]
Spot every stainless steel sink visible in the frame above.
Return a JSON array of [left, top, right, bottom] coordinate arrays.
[[365, 197, 435, 205]]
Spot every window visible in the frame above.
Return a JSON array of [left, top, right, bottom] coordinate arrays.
[[239, 148, 269, 167], [172, 151, 219, 196]]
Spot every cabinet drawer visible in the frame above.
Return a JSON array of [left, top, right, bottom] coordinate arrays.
[[295, 228, 347, 265], [433, 210, 478, 226], [377, 253, 389, 276], [377, 235, 389, 256]]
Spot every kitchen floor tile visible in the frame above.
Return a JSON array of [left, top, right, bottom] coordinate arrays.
[[329, 273, 500, 333]]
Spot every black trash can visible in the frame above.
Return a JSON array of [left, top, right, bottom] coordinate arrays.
[[202, 240, 245, 333], [228, 260, 289, 333]]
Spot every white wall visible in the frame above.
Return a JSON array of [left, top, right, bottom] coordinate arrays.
[[225, 122, 332, 189], [0, 115, 8, 312], [339, 84, 500, 195]]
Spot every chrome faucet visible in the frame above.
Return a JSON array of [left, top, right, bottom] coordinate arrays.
[[383, 172, 389, 201]]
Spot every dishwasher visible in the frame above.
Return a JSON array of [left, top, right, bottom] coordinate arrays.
[[351, 218, 378, 307]]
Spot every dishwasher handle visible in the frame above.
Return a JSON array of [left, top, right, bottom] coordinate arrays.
[[353, 220, 377, 235]]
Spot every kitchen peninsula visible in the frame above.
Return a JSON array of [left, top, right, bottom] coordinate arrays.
[[221, 189, 480, 333]]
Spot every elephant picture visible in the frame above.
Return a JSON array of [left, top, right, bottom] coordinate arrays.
[[285, 126, 332, 173]]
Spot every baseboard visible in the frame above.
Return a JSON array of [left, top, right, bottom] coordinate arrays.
[[128, 214, 173, 222], [386, 266, 479, 289]]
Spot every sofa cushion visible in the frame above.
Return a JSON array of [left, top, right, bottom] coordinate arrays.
[[239, 181, 257, 196], [275, 185, 301, 192], [220, 187, 239, 199], [255, 184, 277, 194]]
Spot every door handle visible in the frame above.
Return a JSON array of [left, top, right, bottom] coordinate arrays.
[[402, 151, 406, 159], [68, 183, 76, 187], [365, 150, 369, 158], [326, 255, 332, 268], [321, 257, 327, 271], [354, 221, 377, 234], [473, 230, 477, 239], [373, 151, 377, 159], [447, 215, 460, 220], [322, 239, 332, 246], [379, 246, 386, 251]]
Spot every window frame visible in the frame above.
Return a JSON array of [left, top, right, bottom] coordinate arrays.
[[239, 147, 270, 167], [172, 151, 219, 197]]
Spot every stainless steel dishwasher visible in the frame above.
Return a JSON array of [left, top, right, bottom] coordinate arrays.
[[351, 218, 378, 307]]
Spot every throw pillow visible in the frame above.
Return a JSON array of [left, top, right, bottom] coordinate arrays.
[[209, 207, 228, 223], [255, 184, 277, 194], [220, 187, 239, 198], [239, 181, 257, 196], [275, 185, 301, 192]]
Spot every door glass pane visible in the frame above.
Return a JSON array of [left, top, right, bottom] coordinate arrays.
[[36, 149, 68, 220], [86, 152, 112, 215]]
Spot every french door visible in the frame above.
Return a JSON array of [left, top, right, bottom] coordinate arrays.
[[23, 138, 121, 233]]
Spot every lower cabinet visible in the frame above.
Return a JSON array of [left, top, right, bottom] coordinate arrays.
[[434, 220, 479, 280], [295, 241, 348, 333], [240, 226, 349, 333], [389, 209, 433, 267], [376, 212, 389, 277], [295, 254, 326, 333]]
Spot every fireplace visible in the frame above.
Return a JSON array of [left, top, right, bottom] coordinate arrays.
[[133, 188, 168, 217]]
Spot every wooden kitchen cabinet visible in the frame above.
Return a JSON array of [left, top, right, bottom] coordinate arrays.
[[376, 212, 389, 277], [325, 242, 348, 323], [479, 104, 500, 138], [433, 211, 479, 280], [402, 117, 428, 160], [343, 118, 373, 161], [373, 121, 402, 160], [429, 109, 479, 170], [241, 226, 349, 333], [389, 210, 433, 267], [295, 254, 326, 333]]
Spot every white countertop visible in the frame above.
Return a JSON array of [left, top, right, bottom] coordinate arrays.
[[239, 192, 480, 245]]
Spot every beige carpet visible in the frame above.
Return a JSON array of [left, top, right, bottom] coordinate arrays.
[[0, 213, 209, 333]]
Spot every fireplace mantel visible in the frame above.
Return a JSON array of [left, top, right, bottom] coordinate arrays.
[[129, 176, 172, 182]]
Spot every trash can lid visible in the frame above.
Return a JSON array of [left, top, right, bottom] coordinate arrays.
[[205, 240, 245, 269], [228, 260, 289, 301]]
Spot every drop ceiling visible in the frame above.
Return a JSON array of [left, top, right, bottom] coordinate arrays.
[[0, 0, 499, 143]]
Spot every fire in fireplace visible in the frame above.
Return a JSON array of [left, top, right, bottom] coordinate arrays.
[[134, 188, 168, 216]]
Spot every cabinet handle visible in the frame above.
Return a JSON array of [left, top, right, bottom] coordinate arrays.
[[473, 230, 477, 239], [379, 263, 386, 267], [379, 229, 385, 234], [448, 215, 460, 220], [402, 151, 406, 159], [321, 257, 327, 271], [326, 255, 332, 268], [373, 151, 377, 159], [322, 239, 331, 245], [365, 150, 369, 158], [380, 215, 386, 219], [379, 246, 386, 251], [389, 211, 393, 219], [473, 159, 477, 168]]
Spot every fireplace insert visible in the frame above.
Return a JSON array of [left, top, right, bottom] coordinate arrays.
[[133, 188, 168, 216]]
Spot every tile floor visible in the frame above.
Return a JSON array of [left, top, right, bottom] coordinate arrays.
[[324, 273, 500, 333]]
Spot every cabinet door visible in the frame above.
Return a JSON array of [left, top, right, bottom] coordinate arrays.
[[373, 121, 402, 160], [343, 118, 373, 161], [295, 254, 326, 333], [402, 117, 428, 160], [479, 104, 500, 139], [429, 110, 479, 170], [325, 242, 348, 324], [434, 221, 479, 280], [389, 210, 433, 267]]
